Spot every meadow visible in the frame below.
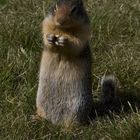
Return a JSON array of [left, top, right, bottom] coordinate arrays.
[[0, 0, 140, 139]]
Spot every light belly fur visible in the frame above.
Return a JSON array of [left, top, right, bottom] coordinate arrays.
[[36, 50, 92, 124]]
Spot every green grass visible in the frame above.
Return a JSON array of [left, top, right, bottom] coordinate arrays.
[[0, 0, 140, 139]]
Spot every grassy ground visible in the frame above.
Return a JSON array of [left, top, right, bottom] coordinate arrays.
[[0, 0, 140, 139]]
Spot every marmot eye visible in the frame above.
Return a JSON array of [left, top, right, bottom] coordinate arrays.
[[71, 6, 77, 14]]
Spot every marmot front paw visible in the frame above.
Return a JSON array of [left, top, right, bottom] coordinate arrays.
[[55, 35, 68, 46], [47, 34, 68, 47], [47, 34, 57, 45]]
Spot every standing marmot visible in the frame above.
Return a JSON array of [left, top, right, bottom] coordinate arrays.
[[36, 0, 117, 127], [36, 0, 93, 126]]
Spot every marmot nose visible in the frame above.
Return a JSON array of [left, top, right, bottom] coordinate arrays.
[[55, 21, 61, 26], [56, 20, 65, 26]]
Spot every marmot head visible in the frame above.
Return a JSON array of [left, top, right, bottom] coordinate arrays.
[[49, 0, 89, 28]]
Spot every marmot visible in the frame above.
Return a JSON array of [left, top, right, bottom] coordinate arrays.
[[36, 0, 93, 126], [36, 0, 117, 127]]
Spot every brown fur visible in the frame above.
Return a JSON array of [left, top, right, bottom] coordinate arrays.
[[42, 14, 90, 55], [36, 0, 93, 127]]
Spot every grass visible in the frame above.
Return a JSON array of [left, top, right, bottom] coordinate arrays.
[[0, 0, 140, 139]]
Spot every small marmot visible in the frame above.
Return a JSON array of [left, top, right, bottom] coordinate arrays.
[[36, 0, 118, 127], [36, 0, 93, 127]]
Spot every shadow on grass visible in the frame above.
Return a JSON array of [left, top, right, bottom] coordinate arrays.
[[91, 87, 140, 120]]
